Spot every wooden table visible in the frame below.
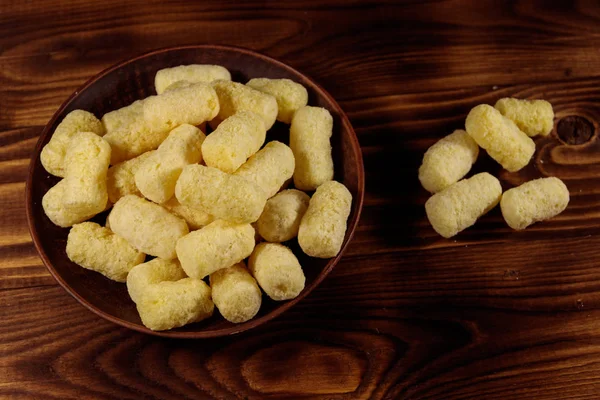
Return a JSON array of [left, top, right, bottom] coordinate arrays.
[[3, 1, 600, 398]]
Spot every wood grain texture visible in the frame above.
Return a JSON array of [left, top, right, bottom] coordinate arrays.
[[3, 0, 600, 398], [3, 286, 600, 400], [3, 1, 600, 127]]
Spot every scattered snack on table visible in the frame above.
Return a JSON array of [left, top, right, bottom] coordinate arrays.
[[127, 259, 213, 331], [425, 173, 502, 238], [41, 110, 105, 177], [298, 181, 352, 258], [234, 140, 295, 198], [418, 129, 479, 193], [256, 189, 310, 242], [62, 132, 111, 217], [246, 78, 309, 124], [465, 104, 535, 172], [66, 222, 145, 282], [40, 65, 357, 331], [500, 177, 569, 230], [155, 64, 231, 94], [135, 124, 205, 203], [127, 258, 187, 304], [494, 98, 554, 137], [421, 97, 568, 237], [210, 262, 262, 323], [211, 80, 278, 130], [249, 242, 305, 300], [175, 164, 268, 224], [143, 82, 219, 135], [107, 150, 156, 204], [162, 197, 214, 230], [176, 220, 255, 279], [290, 106, 334, 191], [202, 111, 266, 173], [108, 195, 189, 259]]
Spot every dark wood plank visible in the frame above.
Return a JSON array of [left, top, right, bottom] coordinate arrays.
[[0, 126, 51, 290], [3, 1, 600, 128], [2, 286, 600, 400]]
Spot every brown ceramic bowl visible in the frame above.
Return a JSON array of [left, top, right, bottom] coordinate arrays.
[[25, 45, 364, 338]]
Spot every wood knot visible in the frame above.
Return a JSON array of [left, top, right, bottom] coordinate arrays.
[[557, 116, 595, 145], [241, 341, 366, 395], [503, 269, 520, 280]]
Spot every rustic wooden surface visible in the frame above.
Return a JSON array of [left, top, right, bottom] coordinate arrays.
[[3, 0, 600, 398]]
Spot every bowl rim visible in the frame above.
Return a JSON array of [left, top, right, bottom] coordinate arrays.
[[25, 44, 365, 338]]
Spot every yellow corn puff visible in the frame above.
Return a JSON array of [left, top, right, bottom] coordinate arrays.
[[210, 262, 262, 323], [246, 78, 308, 124], [106, 150, 156, 203], [495, 98, 554, 137], [108, 195, 189, 259], [127, 258, 187, 304], [211, 80, 278, 130], [298, 181, 352, 258], [143, 82, 219, 136], [66, 222, 145, 282], [202, 111, 266, 173], [102, 100, 163, 164], [175, 164, 268, 224], [465, 104, 535, 172], [176, 220, 255, 279], [43, 180, 91, 227], [256, 189, 310, 242], [163, 80, 193, 92], [290, 106, 334, 191], [248, 242, 305, 301], [501, 177, 569, 230], [155, 64, 231, 94], [102, 100, 144, 134], [418, 130, 479, 193], [134, 277, 214, 331], [162, 197, 214, 230], [62, 132, 111, 218], [425, 172, 502, 238], [41, 110, 104, 177], [135, 124, 205, 203], [234, 141, 295, 198]]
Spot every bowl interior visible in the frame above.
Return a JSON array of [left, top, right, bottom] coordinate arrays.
[[26, 45, 364, 338]]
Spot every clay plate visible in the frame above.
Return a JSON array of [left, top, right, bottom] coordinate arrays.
[[25, 45, 365, 338]]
